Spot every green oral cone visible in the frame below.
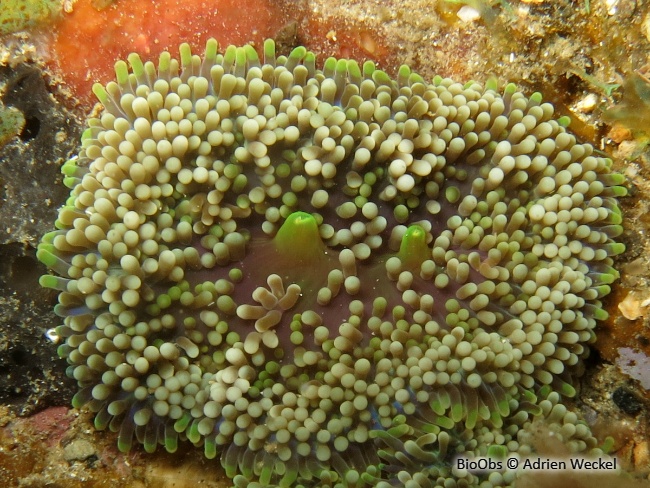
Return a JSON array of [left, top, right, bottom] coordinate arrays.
[[397, 224, 430, 270], [272, 211, 326, 267]]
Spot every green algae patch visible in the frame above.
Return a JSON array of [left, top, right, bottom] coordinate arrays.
[[604, 70, 650, 138], [0, 105, 25, 147], [0, 0, 62, 35]]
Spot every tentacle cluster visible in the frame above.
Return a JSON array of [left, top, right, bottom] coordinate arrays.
[[39, 39, 625, 487]]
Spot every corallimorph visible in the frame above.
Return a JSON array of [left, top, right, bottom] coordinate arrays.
[[39, 39, 626, 487]]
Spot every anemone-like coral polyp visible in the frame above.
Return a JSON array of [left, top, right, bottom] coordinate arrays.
[[39, 38, 626, 487]]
